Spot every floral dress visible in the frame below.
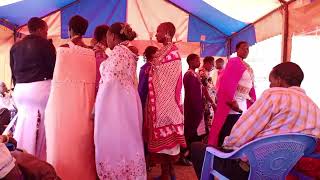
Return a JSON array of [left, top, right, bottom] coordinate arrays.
[[94, 42, 146, 180]]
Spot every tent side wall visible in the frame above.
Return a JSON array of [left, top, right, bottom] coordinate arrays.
[[0, 25, 14, 86]]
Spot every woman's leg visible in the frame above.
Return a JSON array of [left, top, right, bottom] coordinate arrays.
[[169, 160, 176, 178], [160, 161, 170, 180]]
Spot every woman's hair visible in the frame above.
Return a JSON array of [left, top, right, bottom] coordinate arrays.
[[68, 15, 89, 36], [236, 41, 248, 50], [109, 22, 137, 41], [27, 17, 46, 33], [186, 53, 199, 65], [159, 22, 176, 37], [216, 58, 224, 63], [203, 56, 215, 64], [271, 62, 304, 86], [94, 25, 109, 42], [143, 46, 158, 61]]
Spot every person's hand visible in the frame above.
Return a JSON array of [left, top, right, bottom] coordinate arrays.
[[226, 100, 242, 113], [8, 136, 17, 147], [90, 111, 95, 121], [0, 135, 16, 147]]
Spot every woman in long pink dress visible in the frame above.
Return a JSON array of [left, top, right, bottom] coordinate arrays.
[[45, 15, 96, 179], [94, 22, 146, 179]]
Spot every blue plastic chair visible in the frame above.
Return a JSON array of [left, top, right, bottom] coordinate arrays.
[[200, 133, 318, 180]]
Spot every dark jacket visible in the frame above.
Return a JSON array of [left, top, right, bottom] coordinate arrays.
[[10, 35, 56, 85], [183, 70, 204, 139]]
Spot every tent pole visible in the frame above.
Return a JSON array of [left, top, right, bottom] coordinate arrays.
[[227, 38, 231, 58], [13, 28, 17, 43], [281, 2, 289, 62]]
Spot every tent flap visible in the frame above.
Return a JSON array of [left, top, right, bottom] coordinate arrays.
[[200, 41, 227, 57], [61, 0, 127, 38], [169, 0, 247, 36], [231, 25, 257, 54]]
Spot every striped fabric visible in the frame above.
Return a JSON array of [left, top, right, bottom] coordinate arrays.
[[223, 86, 320, 149]]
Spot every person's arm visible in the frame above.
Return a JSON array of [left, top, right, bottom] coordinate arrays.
[[202, 86, 216, 110], [223, 90, 274, 149], [47, 41, 56, 71], [138, 65, 149, 105], [200, 72, 216, 109], [0, 135, 9, 144]]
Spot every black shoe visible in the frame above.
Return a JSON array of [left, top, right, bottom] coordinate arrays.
[[178, 157, 193, 166]]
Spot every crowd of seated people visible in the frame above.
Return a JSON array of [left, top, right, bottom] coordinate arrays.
[[2, 13, 319, 180]]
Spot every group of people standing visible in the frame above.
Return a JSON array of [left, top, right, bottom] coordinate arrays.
[[7, 13, 320, 180], [9, 15, 188, 180], [180, 42, 256, 165]]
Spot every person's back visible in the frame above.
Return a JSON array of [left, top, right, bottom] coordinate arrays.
[[10, 35, 55, 85], [53, 44, 95, 83], [10, 17, 55, 161], [223, 62, 320, 148], [94, 22, 147, 179], [45, 15, 97, 180], [253, 87, 319, 137], [223, 86, 320, 148]]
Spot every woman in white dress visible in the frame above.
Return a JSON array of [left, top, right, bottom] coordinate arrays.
[[94, 22, 146, 180]]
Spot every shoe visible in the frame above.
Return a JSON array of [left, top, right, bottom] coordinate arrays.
[[178, 157, 193, 166]]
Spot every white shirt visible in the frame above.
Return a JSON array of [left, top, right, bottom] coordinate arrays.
[[0, 143, 15, 178], [230, 70, 253, 114], [0, 94, 15, 111]]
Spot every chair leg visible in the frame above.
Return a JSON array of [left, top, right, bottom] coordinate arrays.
[[201, 151, 214, 180]]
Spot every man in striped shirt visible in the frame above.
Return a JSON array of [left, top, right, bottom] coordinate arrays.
[[191, 62, 320, 179], [223, 62, 320, 149]]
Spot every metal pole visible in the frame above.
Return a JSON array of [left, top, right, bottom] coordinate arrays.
[[227, 38, 231, 58], [281, 3, 289, 62], [13, 28, 17, 43]]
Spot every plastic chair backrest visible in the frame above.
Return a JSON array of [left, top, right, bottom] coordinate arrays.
[[202, 133, 317, 180], [231, 134, 317, 180]]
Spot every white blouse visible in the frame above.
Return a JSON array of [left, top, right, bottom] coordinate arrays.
[[230, 70, 253, 114]]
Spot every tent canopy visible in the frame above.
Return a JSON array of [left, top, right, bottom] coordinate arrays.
[[0, 0, 316, 57], [0, 0, 77, 28]]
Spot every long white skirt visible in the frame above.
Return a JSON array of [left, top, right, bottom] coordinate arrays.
[[13, 80, 51, 161], [94, 80, 146, 180]]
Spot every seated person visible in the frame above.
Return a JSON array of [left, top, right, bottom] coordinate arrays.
[[191, 62, 320, 179], [0, 81, 17, 118], [0, 135, 22, 179], [0, 108, 11, 134], [0, 135, 60, 179]]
